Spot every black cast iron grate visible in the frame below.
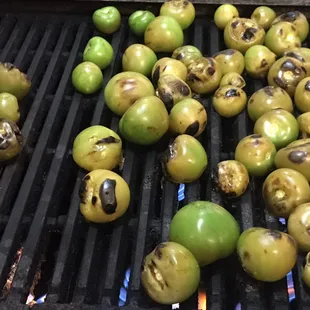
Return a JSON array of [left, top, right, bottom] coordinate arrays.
[[0, 10, 309, 310]]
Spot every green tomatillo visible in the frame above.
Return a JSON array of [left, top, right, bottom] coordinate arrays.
[[128, 10, 155, 36], [92, 6, 121, 35]]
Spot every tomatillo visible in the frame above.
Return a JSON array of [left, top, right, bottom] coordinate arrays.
[[172, 45, 202, 67], [72, 62, 103, 95], [122, 44, 157, 76], [237, 227, 297, 282], [83, 36, 113, 70], [251, 6, 276, 30], [79, 169, 130, 223], [213, 49, 245, 75], [92, 6, 121, 35], [169, 200, 240, 266], [214, 4, 239, 30], [73, 125, 122, 172], [129, 10, 155, 36], [253, 109, 299, 149], [119, 96, 169, 145], [0, 93, 20, 123]]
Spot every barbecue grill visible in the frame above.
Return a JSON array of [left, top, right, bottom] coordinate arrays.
[[0, 1, 310, 309]]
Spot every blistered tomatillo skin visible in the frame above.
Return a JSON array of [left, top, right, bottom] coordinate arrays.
[[169, 98, 207, 137], [275, 138, 310, 182], [92, 6, 121, 35], [72, 125, 122, 172], [152, 57, 187, 86], [212, 85, 247, 118], [169, 200, 240, 266], [83, 36, 114, 70], [0, 63, 31, 100], [187, 57, 222, 94], [214, 4, 239, 30], [119, 96, 169, 145], [247, 86, 293, 122], [104, 71, 155, 116], [294, 77, 310, 113], [0, 93, 20, 123], [79, 169, 130, 223], [122, 44, 157, 77], [262, 168, 310, 218], [213, 49, 244, 75], [235, 134, 276, 177], [272, 11, 309, 42], [160, 0, 195, 30], [0, 118, 23, 161], [284, 47, 310, 74], [267, 56, 307, 97], [161, 134, 208, 183], [220, 72, 246, 88], [237, 227, 297, 282], [265, 22, 301, 56], [156, 74, 191, 109], [128, 10, 155, 36], [251, 6, 276, 30], [288, 203, 310, 252], [253, 109, 299, 150], [144, 16, 184, 53], [172, 45, 202, 67], [244, 45, 276, 79], [298, 112, 310, 138], [215, 160, 249, 198], [141, 242, 200, 305], [224, 18, 265, 54], [72, 62, 103, 95]]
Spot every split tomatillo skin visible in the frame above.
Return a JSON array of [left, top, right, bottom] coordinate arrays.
[[0, 118, 23, 161], [79, 169, 130, 223], [275, 138, 310, 182], [237, 227, 297, 282], [72, 125, 123, 172], [262, 168, 310, 218], [141, 242, 200, 305]]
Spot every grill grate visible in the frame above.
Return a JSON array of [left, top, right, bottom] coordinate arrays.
[[0, 10, 309, 310]]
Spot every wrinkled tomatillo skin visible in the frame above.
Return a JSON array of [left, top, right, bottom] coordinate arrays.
[[237, 227, 297, 282], [262, 168, 310, 218], [141, 242, 200, 305], [79, 169, 130, 223], [169, 200, 240, 266], [275, 138, 310, 182]]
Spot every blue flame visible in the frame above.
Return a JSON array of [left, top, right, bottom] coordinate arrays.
[[118, 268, 131, 306], [178, 184, 185, 201]]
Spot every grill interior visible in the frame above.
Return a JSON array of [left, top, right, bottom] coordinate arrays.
[[0, 6, 310, 310]]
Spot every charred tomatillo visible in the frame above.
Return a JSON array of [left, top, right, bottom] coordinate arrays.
[[122, 44, 157, 76], [92, 6, 121, 35], [83, 37, 114, 70], [72, 62, 103, 95], [129, 10, 155, 36]]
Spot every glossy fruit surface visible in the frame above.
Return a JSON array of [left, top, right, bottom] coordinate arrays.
[[144, 16, 184, 52], [160, 0, 195, 30], [0, 93, 20, 123], [83, 36, 114, 70], [253, 109, 299, 149], [235, 134, 276, 177], [247, 86, 293, 121], [224, 18, 265, 54], [172, 45, 202, 67], [214, 4, 239, 30], [213, 49, 244, 75], [79, 169, 130, 223], [288, 203, 310, 252], [129, 10, 156, 36], [73, 125, 122, 172], [251, 6, 276, 30], [104, 71, 155, 116], [119, 96, 169, 145], [169, 200, 240, 266], [237, 227, 297, 282], [122, 44, 157, 76], [161, 134, 208, 183], [169, 98, 207, 137], [92, 6, 121, 35], [72, 62, 103, 95], [141, 242, 200, 304], [263, 168, 310, 218]]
